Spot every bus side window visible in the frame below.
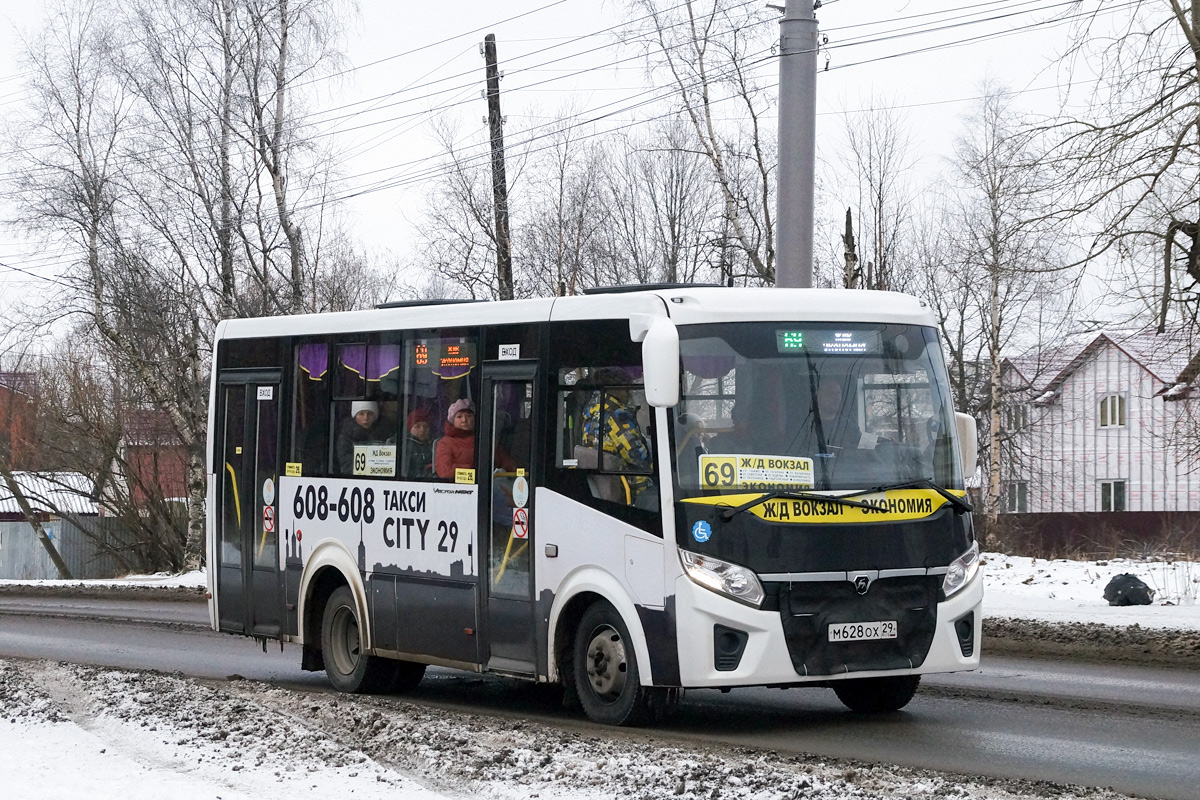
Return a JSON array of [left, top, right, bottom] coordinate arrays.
[[293, 342, 331, 477], [406, 330, 479, 482], [331, 343, 401, 479], [557, 370, 656, 509]]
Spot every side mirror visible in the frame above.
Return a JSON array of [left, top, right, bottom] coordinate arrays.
[[954, 412, 978, 477], [641, 317, 680, 408]]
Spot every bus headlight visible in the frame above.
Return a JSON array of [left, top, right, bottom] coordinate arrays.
[[942, 541, 980, 598], [680, 550, 765, 608]]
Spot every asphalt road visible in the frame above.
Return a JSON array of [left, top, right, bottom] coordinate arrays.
[[1, 595, 1198, 799]]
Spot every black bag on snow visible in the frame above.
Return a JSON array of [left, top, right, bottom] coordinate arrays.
[[1103, 573, 1155, 606]]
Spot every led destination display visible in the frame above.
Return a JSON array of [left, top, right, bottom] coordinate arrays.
[[775, 329, 882, 355]]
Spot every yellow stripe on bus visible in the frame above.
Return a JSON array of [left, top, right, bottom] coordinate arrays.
[[681, 488, 965, 524], [224, 462, 242, 526]]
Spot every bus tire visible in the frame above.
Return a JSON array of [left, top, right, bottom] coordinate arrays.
[[320, 586, 392, 693], [573, 601, 648, 726], [832, 674, 921, 713]]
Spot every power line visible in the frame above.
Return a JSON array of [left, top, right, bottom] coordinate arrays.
[[0, 44, 780, 275], [0, 0, 1141, 279], [0, 0, 1074, 179], [0, 0, 758, 178], [0, 258, 73, 288], [824, 0, 1140, 71]]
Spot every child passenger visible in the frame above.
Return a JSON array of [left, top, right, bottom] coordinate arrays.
[[403, 408, 435, 478]]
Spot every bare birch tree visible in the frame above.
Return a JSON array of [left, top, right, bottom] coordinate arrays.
[[623, 0, 778, 284], [837, 98, 918, 292], [523, 118, 609, 297], [7, 0, 357, 565], [418, 117, 525, 299], [1039, 1, 1200, 329], [946, 85, 1071, 528]]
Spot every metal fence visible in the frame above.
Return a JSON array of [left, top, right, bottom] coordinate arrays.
[[982, 511, 1200, 559], [0, 517, 137, 580]]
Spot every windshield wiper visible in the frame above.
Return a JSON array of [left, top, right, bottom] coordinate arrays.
[[719, 490, 878, 522], [843, 478, 973, 515]]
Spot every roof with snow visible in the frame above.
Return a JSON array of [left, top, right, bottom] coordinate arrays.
[[0, 471, 99, 516], [1003, 326, 1200, 395]]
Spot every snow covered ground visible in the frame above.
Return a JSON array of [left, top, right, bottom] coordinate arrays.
[[0, 658, 1134, 800], [3, 554, 1196, 799], [980, 552, 1200, 630]]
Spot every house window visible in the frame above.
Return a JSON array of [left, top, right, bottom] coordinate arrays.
[[1004, 403, 1029, 431], [1099, 394, 1125, 428], [1003, 481, 1028, 513], [1100, 480, 1126, 512]]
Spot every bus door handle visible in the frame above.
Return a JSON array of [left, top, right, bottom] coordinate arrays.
[[545, 544, 558, 558]]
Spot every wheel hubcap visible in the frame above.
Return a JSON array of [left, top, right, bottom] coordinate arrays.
[[330, 605, 361, 676], [585, 624, 627, 701]]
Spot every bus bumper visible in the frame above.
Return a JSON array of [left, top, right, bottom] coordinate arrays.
[[673, 568, 983, 687]]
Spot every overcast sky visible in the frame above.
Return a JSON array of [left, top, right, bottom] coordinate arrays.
[[0, 0, 1098, 303]]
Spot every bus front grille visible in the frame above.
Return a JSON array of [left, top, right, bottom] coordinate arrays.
[[772, 576, 938, 677]]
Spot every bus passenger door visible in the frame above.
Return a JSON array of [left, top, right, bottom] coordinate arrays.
[[480, 365, 538, 674], [215, 371, 283, 639]]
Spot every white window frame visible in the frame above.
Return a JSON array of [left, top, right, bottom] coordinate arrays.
[[1098, 394, 1125, 428]]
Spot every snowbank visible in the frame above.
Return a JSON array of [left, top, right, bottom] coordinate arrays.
[[982, 553, 1200, 630]]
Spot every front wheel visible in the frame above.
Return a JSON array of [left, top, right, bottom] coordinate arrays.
[[832, 674, 921, 712], [573, 602, 649, 726], [320, 586, 393, 693]]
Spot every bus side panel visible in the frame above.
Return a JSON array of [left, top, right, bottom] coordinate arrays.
[[371, 572, 479, 659], [389, 576, 479, 664], [534, 488, 675, 687], [370, 574, 398, 651]]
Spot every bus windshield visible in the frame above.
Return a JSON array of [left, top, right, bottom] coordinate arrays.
[[671, 322, 962, 496]]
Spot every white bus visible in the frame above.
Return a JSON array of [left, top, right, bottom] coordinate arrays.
[[206, 286, 982, 725]]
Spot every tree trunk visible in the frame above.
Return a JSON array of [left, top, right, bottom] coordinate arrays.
[[219, 0, 236, 318], [987, 268, 1002, 533], [185, 443, 206, 567], [842, 207, 859, 289]]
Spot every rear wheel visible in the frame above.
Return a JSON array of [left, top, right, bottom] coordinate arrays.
[[320, 586, 393, 693], [573, 602, 649, 726], [832, 674, 921, 712]]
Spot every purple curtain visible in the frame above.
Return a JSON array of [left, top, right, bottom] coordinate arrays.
[[297, 343, 328, 379], [368, 345, 401, 381]]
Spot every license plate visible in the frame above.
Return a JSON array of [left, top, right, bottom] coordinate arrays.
[[828, 620, 897, 642]]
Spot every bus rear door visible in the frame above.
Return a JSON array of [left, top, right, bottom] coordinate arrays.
[[215, 370, 283, 638]]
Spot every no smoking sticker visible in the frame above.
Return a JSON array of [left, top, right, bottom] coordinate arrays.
[[512, 507, 529, 539]]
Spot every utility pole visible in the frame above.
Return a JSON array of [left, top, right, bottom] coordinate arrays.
[[482, 33, 514, 301], [775, 0, 819, 288]]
